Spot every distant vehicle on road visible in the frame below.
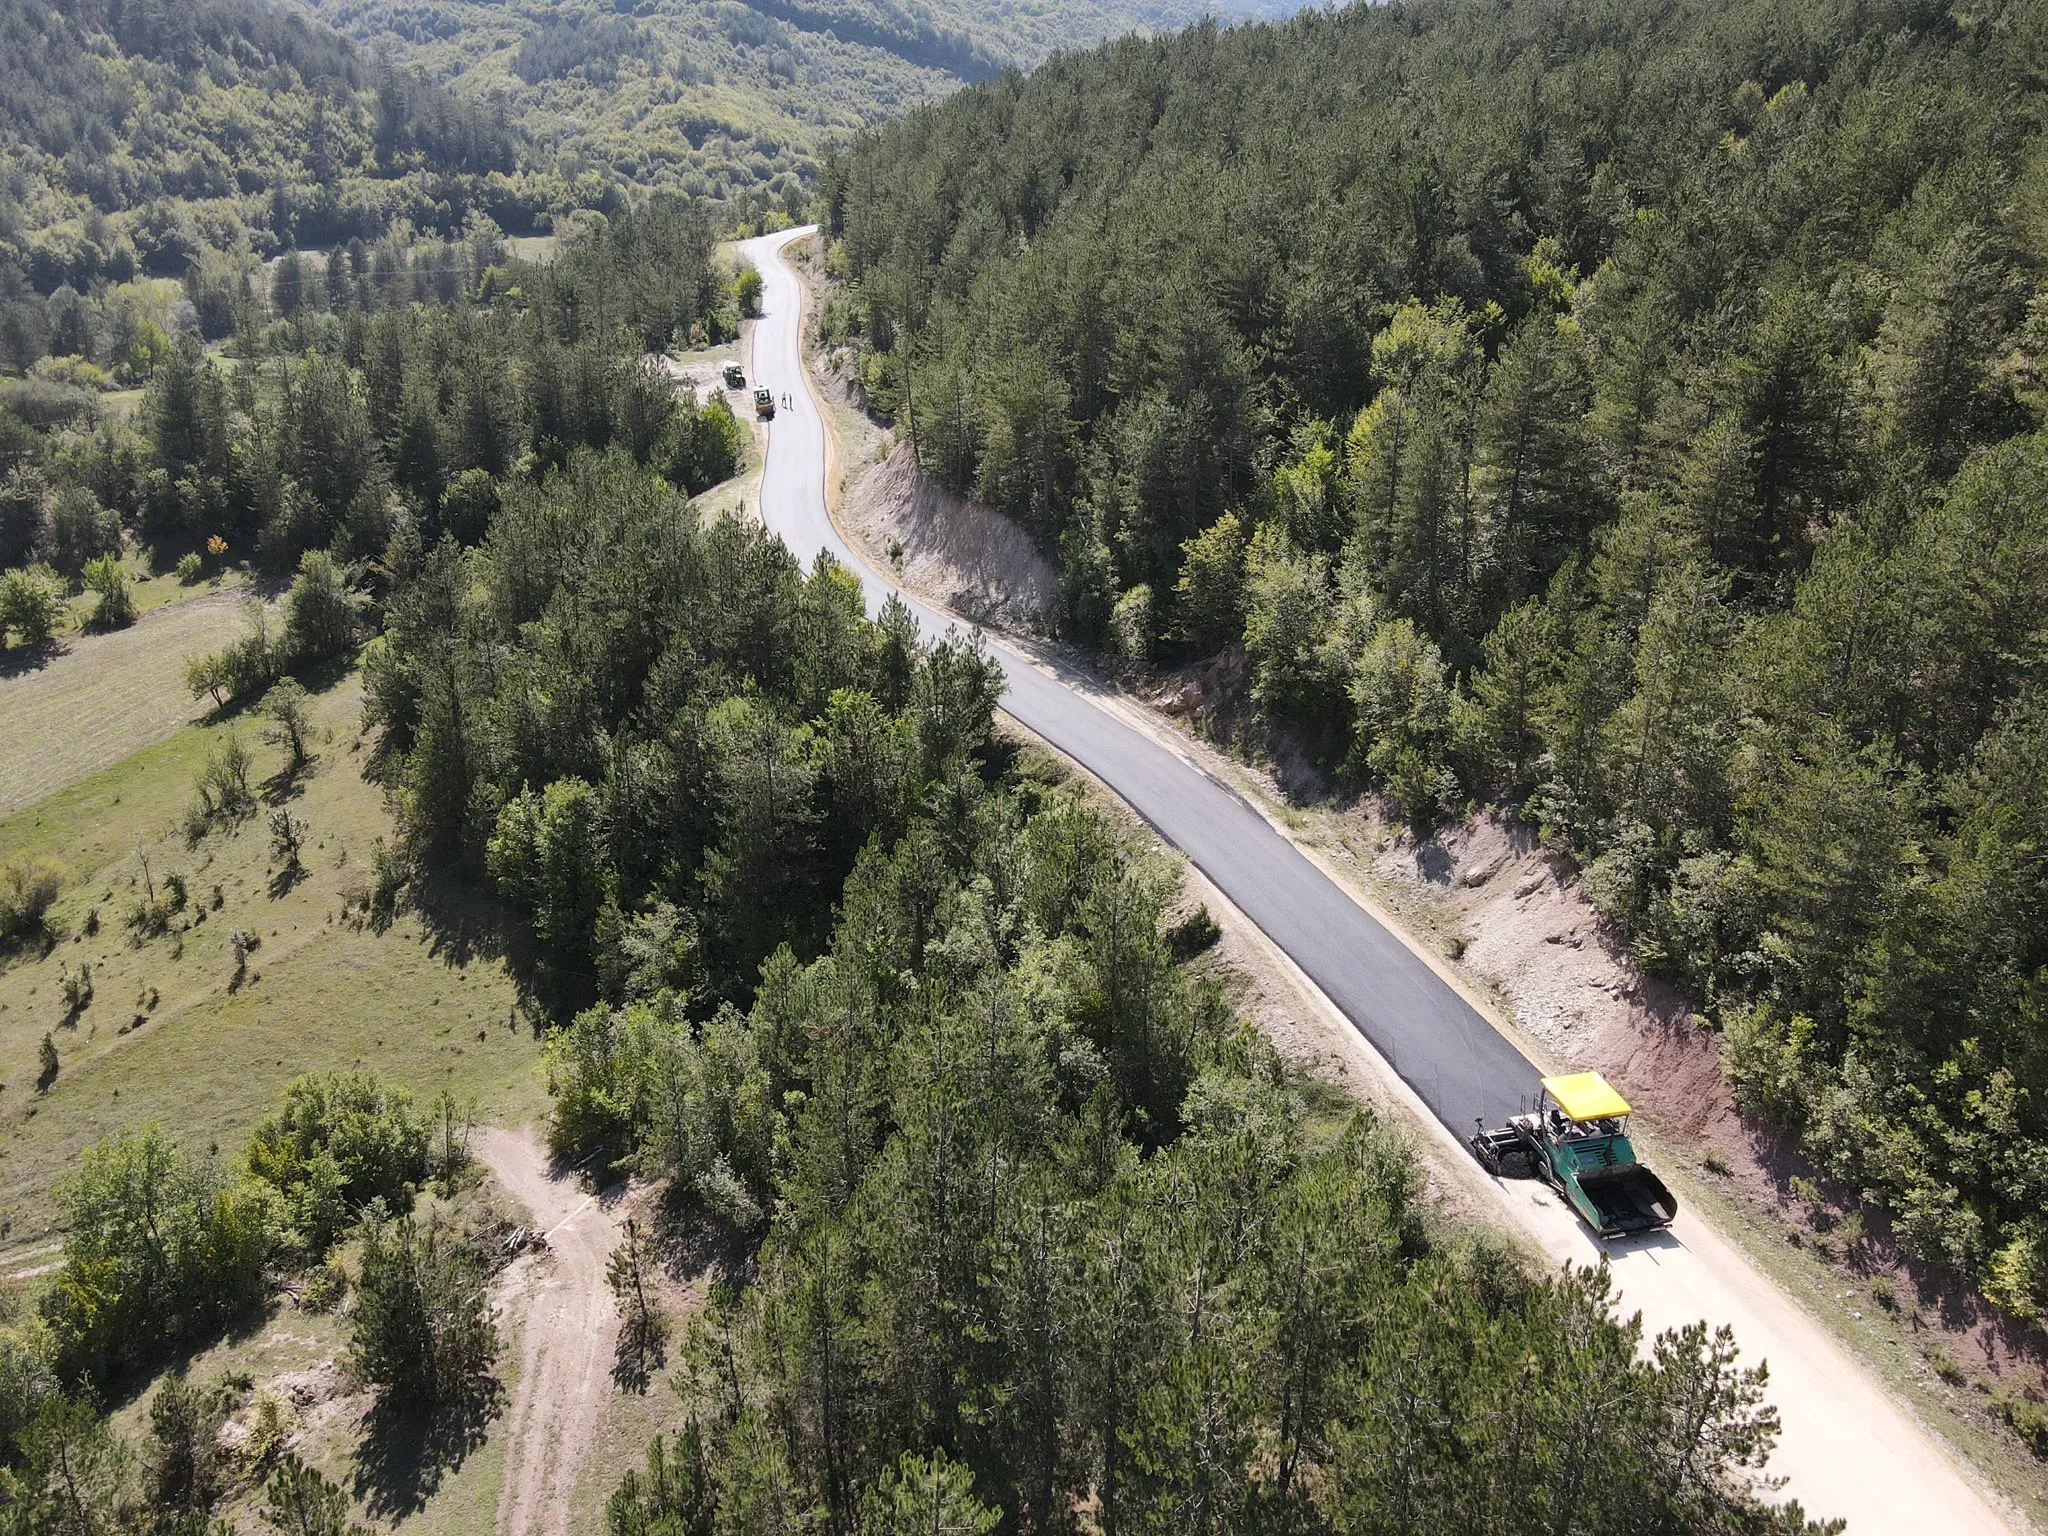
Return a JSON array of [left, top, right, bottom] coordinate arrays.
[[1470, 1071, 1678, 1238], [754, 386, 775, 419], [724, 363, 745, 389]]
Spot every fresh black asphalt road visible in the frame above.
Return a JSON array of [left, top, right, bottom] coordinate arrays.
[[740, 228, 1540, 1138]]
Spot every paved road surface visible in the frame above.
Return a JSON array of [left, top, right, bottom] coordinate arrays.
[[739, 228, 1536, 1140]]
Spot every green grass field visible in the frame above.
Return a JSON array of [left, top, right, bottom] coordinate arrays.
[[0, 580, 255, 819], [0, 668, 549, 1258]]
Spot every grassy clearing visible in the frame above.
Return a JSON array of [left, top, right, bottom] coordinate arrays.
[[0, 668, 549, 1255], [0, 580, 254, 818], [50, 551, 248, 630]]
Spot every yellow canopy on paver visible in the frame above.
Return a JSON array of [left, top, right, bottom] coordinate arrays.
[[1541, 1071, 1631, 1123]]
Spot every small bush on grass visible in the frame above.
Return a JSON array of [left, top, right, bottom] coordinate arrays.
[[260, 678, 314, 773], [184, 601, 278, 708], [81, 553, 134, 629], [59, 961, 91, 1014], [41, 1129, 279, 1382], [1993, 1388, 2048, 1457], [269, 808, 308, 874], [0, 564, 65, 646], [246, 1071, 432, 1253], [0, 855, 64, 940], [189, 734, 256, 834]]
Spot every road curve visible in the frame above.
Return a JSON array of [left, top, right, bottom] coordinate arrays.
[[739, 227, 1536, 1139]]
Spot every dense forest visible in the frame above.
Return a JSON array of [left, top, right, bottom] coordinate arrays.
[[0, 431, 1834, 1532], [0, 196, 744, 628], [0, 0, 547, 288], [823, 0, 2048, 1323], [357, 443, 1832, 1534]]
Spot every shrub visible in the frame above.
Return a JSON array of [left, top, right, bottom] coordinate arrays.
[[661, 392, 746, 494], [733, 264, 763, 316], [0, 564, 66, 646], [193, 734, 255, 823], [175, 552, 203, 583], [1993, 1388, 2048, 1457], [1109, 582, 1154, 664], [1172, 510, 1249, 653], [246, 1071, 432, 1251], [1927, 1346, 1966, 1386], [0, 854, 64, 939], [1350, 616, 1456, 826], [146, 1372, 235, 1516], [41, 1130, 279, 1381], [46, 488, 121, 577], [280, 550, 363, 666], [0, 1318, 58, 1453], [1165, 904, 1222, 961], [81, 553, 134, 629], [59, 961, 91, 1014], [300, 1260, 348, 1314], [440, 468, 500, 545], [263, 1452, 372, 1536], [260, 678, 314, 772], [185, 601, 279, 707], [347, 1215, 498, 1411], [269, 807, 308, 872]]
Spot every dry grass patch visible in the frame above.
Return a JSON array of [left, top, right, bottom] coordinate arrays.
[[0, 581, 255, 817], [0, 668, 548, 1255]]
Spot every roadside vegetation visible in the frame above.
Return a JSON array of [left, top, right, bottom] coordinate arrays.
[[823, 0, 2048, 1348], [359, 445, 1832, 1533], [5, 0, 2040, 1523]]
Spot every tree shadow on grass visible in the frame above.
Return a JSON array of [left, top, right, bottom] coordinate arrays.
[[261, 761, 312, 807], [408, 863, 550, 1032], [0, 636, 63, 679], [349, 1379, 504, 1522]]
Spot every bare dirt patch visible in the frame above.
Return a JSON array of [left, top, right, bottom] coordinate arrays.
[[0, 587, 253, 817], [837, 441, 1057, 631], [475, 1128, 624, 1536]]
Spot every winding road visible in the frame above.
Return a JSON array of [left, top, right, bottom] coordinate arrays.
[[738, 227, 2023, 1535], [741, 231, 1534, 1140]]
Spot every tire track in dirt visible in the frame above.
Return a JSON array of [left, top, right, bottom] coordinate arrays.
[[476, 1128, 621, 1536]]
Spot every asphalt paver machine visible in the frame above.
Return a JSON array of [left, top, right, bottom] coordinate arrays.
[[1471, 1071, 1678, 1238]]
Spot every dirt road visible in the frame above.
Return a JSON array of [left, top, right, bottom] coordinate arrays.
[[475, 1128, 622, 1536]]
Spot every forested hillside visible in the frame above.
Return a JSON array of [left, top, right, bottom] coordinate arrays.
[[1, 194, 743, 608], [291, 0, 1228, 226], [0, 0, 550, 287], [823, 0, 2048, 1321], [354, 450, 1830, 1535]]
